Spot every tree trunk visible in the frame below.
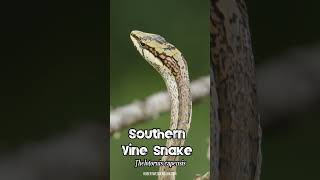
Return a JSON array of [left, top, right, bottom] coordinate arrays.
[[210, 0, 262, 180]]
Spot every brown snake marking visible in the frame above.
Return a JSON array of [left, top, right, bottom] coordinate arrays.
[[142, 39, 181, 77]]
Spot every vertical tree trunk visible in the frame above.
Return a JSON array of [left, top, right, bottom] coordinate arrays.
[[210, 0, 262, 180]]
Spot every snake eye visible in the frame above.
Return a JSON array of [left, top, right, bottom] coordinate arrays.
[[140, 42, 146, 47]]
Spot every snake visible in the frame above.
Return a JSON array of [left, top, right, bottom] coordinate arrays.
[[130, 30, 192, 180]]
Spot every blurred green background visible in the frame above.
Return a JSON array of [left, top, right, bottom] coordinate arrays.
[[110, 0, 209, 179], [111, 0, 320, 180]]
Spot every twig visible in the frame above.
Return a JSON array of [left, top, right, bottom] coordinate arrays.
[[194, 172, 210, 180]]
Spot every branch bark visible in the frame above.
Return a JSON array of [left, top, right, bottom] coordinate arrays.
[[110, 76, 209, 135], [210, 0, 262, 179]]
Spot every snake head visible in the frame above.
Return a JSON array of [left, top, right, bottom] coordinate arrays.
[[130, 30, 166, 47], [130, 30, 181, 75], [130, 30, 166, 71]]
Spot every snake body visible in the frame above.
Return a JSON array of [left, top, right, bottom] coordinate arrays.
[[130, 30, 192, 180]]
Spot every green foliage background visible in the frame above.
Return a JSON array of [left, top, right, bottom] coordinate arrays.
[[110, 0, 209, 179], [111, 0, 320, 179]]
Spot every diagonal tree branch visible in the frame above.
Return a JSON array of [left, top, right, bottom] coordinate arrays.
[[110, 76, 209, 135]]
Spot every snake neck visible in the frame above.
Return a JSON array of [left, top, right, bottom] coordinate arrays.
[[158, 56, 191, 180], [158, 55, 192, 138]]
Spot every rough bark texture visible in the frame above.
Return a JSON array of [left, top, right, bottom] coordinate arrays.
[[210, 0, 262, 180]]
